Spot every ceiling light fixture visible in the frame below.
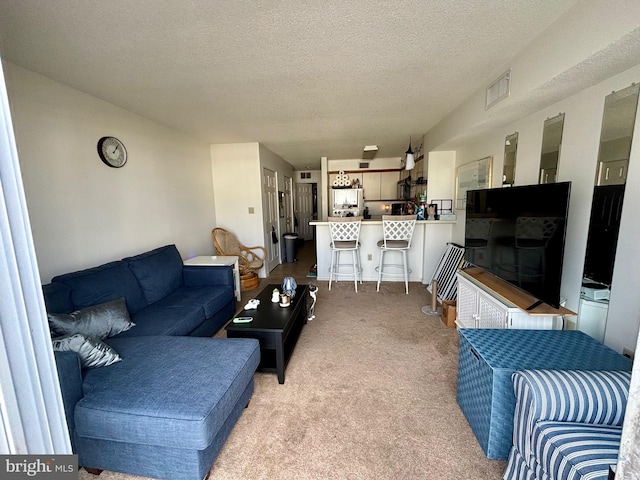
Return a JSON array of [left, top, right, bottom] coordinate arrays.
[[363, 145, 378, 160], [404, 137, 415, 170]]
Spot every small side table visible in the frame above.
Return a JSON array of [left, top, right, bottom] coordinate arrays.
[[184, 256, 241, 301]]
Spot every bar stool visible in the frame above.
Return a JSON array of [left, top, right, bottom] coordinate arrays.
[[376, 215, 416, 294], [328, 216, 363, 292]]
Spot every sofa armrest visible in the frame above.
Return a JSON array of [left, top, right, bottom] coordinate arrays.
[[54, 351, 83, 450], [182, 265, 233, 287], [511, 370, 631, 457]]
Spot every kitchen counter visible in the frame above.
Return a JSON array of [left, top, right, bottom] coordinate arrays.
[[310, 219, 456, 284], [312, 219, 455, 225]]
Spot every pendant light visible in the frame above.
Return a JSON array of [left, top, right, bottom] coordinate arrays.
[[404, 137, 415, 170]]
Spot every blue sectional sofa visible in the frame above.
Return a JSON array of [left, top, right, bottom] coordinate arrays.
[[503, 369, 632, 480], [45, 244, 236, 337], [44, 244, 260, 480]]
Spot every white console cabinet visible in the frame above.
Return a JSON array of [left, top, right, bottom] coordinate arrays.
[[455, 268, 572, 330]]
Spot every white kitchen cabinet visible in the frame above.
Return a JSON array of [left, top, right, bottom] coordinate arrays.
[[456, 270, 559, 329], [363, 171, 399, 200], [380, 171, 399, 199], [362, 172, 380, 200]]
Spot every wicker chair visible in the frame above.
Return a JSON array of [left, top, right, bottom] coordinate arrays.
[[211, 227, 266, 275]]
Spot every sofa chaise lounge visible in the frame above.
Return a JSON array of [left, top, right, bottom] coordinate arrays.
[[44, 244, 260, 480]]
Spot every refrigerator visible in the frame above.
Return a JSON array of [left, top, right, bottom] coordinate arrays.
[[331, 188, 364, 217]]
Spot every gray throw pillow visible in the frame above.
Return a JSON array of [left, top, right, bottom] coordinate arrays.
[[52, 333, 122, 369], [48, 297, 135, 339]]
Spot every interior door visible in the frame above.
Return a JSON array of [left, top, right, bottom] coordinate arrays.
[[262, 168, 280, 272], [283, 176, 293, 235], [295, 183, 314, 240]]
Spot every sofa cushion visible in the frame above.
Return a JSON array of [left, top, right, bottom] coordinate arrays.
[[52, 334, 122, 369], [125, 245, 184, 304], [117, 304, 206, 337], [53, 261, 147, 314], [532, 421, 622, 480], [43, 282, 73, 314], [153, 285, 234, 319], [48, 297, 135, 339], [76, 336, 260, 450]]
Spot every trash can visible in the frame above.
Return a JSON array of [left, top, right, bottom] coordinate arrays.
[[283, 233, 298, 263]]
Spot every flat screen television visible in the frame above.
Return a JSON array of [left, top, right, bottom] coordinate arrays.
[[463, 182, 571, 309]]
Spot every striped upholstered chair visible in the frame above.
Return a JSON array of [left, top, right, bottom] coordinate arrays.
[[503, 369, 631, 480]]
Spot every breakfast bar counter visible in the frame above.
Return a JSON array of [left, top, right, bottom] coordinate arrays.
[[310, 219, 456, 285]]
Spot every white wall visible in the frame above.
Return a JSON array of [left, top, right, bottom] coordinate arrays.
[[210, 142, 263, 261], [328, 157, 402, 172], [210, 142, 294, 276], [259, 144, 295, 191], [319, 156, 328, 221], [426, 151, 456, 206], [430, 64, 640, 354], [259, 143, 295, 261], [427, 1, 640, 153], [423, 3, 640, 354], [293, 170, 322, 184], [4, 63, 216, 282]]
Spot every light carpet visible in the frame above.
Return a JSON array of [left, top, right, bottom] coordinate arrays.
[[78, 279, 507, 480]]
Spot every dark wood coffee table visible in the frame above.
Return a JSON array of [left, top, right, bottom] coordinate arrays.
[[225, 283, 309, 384]]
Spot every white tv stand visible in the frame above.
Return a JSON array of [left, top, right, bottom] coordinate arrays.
[[455, 267, 575, 330]]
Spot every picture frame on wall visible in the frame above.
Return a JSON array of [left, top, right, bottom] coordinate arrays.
[[455, 156, 493, 210]]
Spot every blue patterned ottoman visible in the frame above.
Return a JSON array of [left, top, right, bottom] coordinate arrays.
[[456, 329, 632, 460]]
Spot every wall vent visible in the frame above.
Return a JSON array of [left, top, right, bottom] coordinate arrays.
[[486, 69, 511, 110], [359, 162, 370, 169]]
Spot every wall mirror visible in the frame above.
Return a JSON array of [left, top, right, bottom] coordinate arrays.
[[539, 113, 565, 184], [578, 83, 640, 342], [503, 132, 518, 186]]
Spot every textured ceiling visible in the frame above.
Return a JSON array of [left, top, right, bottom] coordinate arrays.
[[0, 0, 578, 169]]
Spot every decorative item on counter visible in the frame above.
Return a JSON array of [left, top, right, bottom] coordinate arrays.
[[271, 288, 280, 303], [430, 199, 455, 220], [332, 170, 352, 188], [417, 194, 427, 220], [279, 293, 291, 307], [282, 277, 297, 298], [427, 203, 439, 220]]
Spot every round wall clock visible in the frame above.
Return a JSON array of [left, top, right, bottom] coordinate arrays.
[[97, 136, 127, 168]]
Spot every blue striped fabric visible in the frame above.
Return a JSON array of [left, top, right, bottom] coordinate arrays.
[[504, 447, 546, 480], [504, 370, 631, 480], [533, 422, 622, 480]]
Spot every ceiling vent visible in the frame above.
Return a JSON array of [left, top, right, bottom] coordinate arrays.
[[359, 162, 370, 169], [486, 69, 511, 110], [362, 145, 378, 160]]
